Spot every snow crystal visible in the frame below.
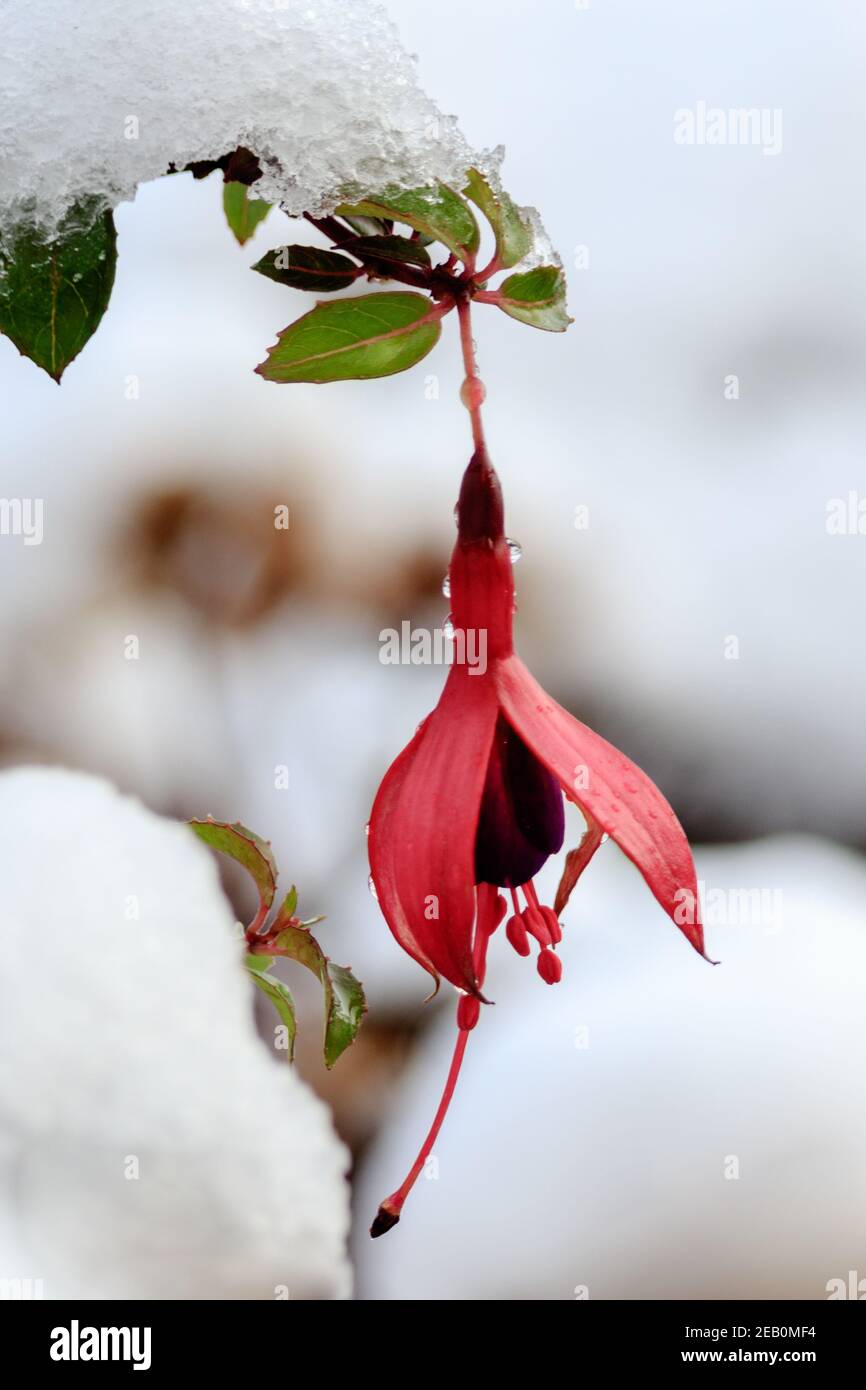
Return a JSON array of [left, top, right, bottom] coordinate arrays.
[[0, 0, 491, 240], [0, 767, 351, 1299], [512, 204, 562, 271]]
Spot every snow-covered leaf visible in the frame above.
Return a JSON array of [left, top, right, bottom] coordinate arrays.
[[1, 1, 483, 239], [337, 184, 479, 262], [463, 168, 531, 270], [0, 202, 116, 381]]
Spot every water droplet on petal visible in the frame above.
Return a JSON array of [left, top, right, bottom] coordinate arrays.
[[364, 821, 370, 837], [442, 574, 451, 598], [443, 613, 455, 639], [600, 832, 610, 844], [506, 538, 522, 564], [367, 874, 378, 901]]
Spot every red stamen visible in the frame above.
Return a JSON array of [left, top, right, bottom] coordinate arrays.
[[521, 905, 552, 947], [522, 880, 563, 944], [506, 913, 531, 956], [488, 891, 508, 937], [537, 947, 563, 985], [472, 884, 499, 983], [540, 904, 563, 944], [523, 879, 542, 911]]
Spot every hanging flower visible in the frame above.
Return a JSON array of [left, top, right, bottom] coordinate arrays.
[[368, 447, 711, 1235]]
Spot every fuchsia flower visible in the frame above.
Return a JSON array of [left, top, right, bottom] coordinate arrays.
[[368, 446, 711, 1236]]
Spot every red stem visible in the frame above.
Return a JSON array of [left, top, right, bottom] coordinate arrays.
[[474, 254, 502, 285], [456, 295, 486, 452], [371, 1027, 471, 1235], [245, 901, 270, 942], [370, 893, 497, 1237], [472, 289, 502, 305]]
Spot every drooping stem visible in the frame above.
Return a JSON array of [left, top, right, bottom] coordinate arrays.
[[370, 1026, 471, 1237], [370, 889, 500, 1238], [456, 294, 487, 453]]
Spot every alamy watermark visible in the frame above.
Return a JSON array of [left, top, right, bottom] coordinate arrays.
[[49, 1320, 151, 1370], [379, 622, 487, 675], [674, 102, 783, 157], [675, 880, 783, 932], [0, 497, 43, 545], [826, 491, 866, 535]]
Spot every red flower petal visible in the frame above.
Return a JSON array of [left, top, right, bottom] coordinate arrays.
[[553, 812, 605, 916], [368, 664, 499, 993], [367, 717, 441, 990], [495, 655, 709, 959]]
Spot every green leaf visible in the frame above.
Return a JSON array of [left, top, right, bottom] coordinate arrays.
[[337, 184, 479, 261], [256, 291, 442, 383], [341, 234, 431, 275], [223, 181, 272, 245], [246, 956, 297, 1062], [278, 884, 298, 919], [463, 168, 532, 271], [496, 265, 572, 332], [252, 244, 358, 292], [0, 202, 117, 382], [271, 925, 366, 1068], [189, 819, 278, 911]]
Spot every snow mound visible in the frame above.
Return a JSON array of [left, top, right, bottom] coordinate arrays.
[[0, 0, 488, 239], [0, 766, 351, 1299]]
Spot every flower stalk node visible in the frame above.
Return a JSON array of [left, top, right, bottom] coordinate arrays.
[[459, 375, 486, 414]]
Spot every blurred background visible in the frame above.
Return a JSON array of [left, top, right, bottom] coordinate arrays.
[[2, 0, 866, 1299]]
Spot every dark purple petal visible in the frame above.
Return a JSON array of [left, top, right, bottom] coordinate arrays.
[[474, 717, 565, 887]]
